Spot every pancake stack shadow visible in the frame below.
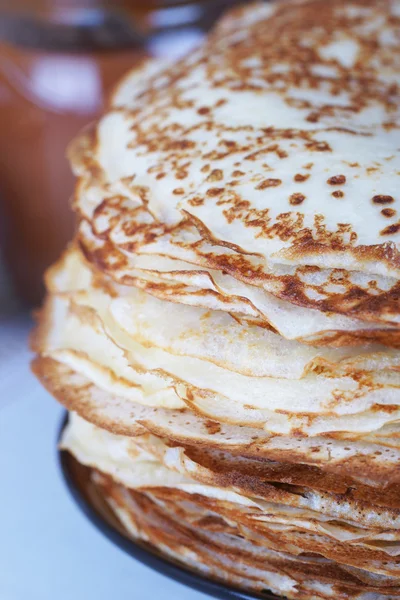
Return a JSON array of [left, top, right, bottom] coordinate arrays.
[[32, 1, 400, 598]]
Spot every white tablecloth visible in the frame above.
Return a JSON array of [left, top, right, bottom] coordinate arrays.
[[0, 316, 207, 600]]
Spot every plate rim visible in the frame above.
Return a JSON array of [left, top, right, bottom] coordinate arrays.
[[57, 411, 279, 600]]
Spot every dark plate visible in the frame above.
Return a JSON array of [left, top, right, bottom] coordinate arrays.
[[58, 412, 279, 600]]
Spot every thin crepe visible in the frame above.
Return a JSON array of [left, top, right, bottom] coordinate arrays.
[[36, 250, 400, 436], [69, 0, 400, 342]]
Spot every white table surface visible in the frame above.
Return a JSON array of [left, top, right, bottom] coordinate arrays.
[[0, 315, 208, 600]]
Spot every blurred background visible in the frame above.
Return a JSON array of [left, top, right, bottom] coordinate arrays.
[[0, 0, 242, 314]]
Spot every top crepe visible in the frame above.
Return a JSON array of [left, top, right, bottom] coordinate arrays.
[[72, 0, 400, 342]]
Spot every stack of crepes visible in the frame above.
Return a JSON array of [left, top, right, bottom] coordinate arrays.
[[32, 0, 400, 598]]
